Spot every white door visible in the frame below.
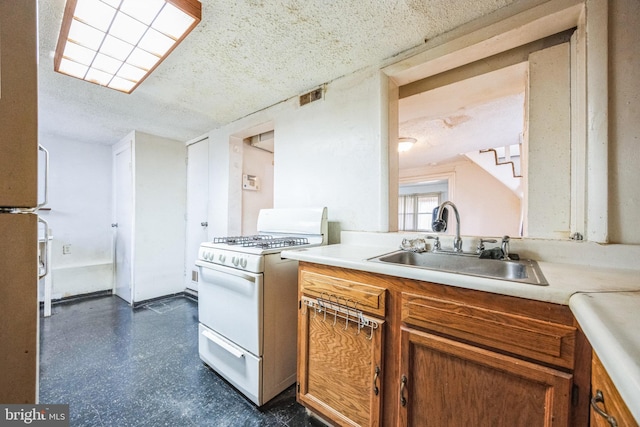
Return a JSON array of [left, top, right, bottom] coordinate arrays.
[[185, 138, 209, 291], [114, 146, 133, 303]]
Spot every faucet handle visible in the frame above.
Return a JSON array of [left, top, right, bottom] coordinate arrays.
[[426, 235, 441, 252], [476, 238, 498, 253]]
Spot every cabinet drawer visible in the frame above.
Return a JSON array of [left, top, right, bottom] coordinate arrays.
[[591, 352, 639, 427], [401, 292, 576, 369], [299, 269, 386, 318]]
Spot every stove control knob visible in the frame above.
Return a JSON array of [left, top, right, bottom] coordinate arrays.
[[218, 254, 226, 263], [202, 251, 209, 261], [232, 257, 239, 267], [240, 258, 247, 269]]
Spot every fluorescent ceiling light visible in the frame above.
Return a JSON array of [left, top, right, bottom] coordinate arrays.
[[54, 0, 201, 94]]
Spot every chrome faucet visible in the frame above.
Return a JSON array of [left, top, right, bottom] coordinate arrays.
[[432, 201, 463, 253]]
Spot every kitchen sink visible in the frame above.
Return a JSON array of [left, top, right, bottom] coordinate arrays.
[[368, 250, 548, 286]]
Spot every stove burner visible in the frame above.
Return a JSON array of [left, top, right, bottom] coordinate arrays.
[[212, 235, 309, 250], [213, 235, 273, 245], [243, 237, 309, 249]]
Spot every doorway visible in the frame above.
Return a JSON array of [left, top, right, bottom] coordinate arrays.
[[184, 138, 210, 292], [114, 145, 133, 303]]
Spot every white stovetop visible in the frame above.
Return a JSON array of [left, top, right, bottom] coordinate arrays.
[[282, 240, 640, 423]]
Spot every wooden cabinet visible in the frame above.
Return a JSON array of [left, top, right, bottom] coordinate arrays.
[[399, 328, 572, 426], [297, 263, 387, 426], [0, 0, 39, 404], [296, 262, 591, 427], [399, 290, 577, 426], [0, 0, 38, 208], [590, 352, 638, 427]]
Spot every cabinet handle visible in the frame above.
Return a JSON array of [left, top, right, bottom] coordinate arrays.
[[373, 366, 380, 396], [38, 217, 50, 279], [37, 145, 49, 210], [591, 390, 618, 427], [400, 375, 407, 407]]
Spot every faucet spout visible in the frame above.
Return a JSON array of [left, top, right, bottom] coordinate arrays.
[[433, 201, 463, 253]]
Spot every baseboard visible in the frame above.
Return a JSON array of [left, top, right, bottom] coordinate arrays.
[[132, 290, 198, 308], [46, 289, 113, 306], [183, 288, 198, 301], [43, 289, 198, 309]]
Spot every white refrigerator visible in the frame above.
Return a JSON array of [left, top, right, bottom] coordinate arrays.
[[0, 0, 45, 404]]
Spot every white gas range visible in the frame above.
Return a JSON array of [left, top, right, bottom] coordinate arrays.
[[195, 207, 327, 406]]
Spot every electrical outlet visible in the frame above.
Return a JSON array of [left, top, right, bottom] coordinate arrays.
[[62, 244, 71, 255]]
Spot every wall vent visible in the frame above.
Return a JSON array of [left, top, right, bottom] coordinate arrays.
[[299, 87, 323, 106]]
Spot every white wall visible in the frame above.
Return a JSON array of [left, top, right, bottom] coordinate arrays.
[[204, 0, 640, 252], [276, 69, 387, 233], [206, 67, 387, 242], [132, 132, 187, 302], [527, 42, 571, 239], [400, 159, 521, 237], [241, 142, 274, 235], [454, 161, 521, 237], [38, 137, 113, 299], [609, 0, 640, 244]]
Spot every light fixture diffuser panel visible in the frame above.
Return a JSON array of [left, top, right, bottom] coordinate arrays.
[[109, 12, 147, 45], [54, 0, 202, 93], [153, 3, 196, 39], [73, 0, 116, 32], [67, 19, 105, 50], [100, 35, 135, 62], [120, 0, 165, 25], [62, 41, 96, 66]]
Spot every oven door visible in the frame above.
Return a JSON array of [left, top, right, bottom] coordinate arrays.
[[196, 260, 263, 356]]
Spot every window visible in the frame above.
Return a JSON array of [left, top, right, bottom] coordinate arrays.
[[398, 193, 441, 231]]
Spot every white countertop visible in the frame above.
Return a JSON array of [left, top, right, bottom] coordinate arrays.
[[282, 243, 640, 421], [282, 244, 640, 305], [570, 291, 640, 423]]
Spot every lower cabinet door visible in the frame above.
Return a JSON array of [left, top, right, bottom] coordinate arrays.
[[590, 352, 638, 427], [398, 327, 573, 427], [297, 300, 384, 427]]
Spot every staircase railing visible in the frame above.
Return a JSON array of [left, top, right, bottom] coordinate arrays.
[[479, 144, 522, 178]]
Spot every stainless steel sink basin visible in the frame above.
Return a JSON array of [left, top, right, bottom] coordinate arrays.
[[368, 250, 548, 286]]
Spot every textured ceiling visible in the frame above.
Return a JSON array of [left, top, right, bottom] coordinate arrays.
[[398, 62, 527, 169], [37, 0, 515, 145]]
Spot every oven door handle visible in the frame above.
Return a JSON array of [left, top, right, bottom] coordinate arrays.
[[195, 260, 258, 282], [201, 329, 245, 358]]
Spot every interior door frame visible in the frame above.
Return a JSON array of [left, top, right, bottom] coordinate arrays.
[[112, 139, 134, 303], [184, 136, 210, 291]]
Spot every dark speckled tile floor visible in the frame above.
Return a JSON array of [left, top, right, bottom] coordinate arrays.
[[39, 295, 324, 427]]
